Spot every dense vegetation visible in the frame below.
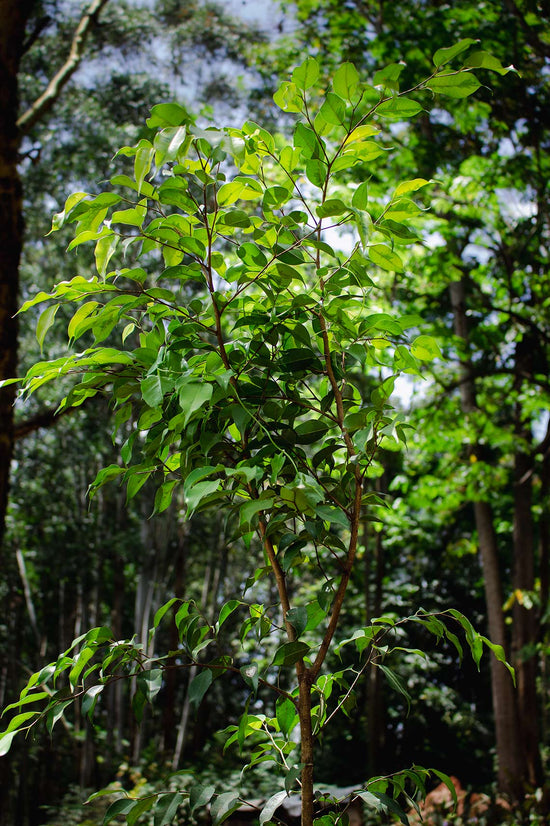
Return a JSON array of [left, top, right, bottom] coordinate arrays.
[[0, 1, 549, 825]]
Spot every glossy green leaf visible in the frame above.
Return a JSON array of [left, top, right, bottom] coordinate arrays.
[[410, 335, 441, 361], [432, 38, 478, 68], [333, 62, 360, 100], [369, 244, 404, 272], [259, 791, 289, 825], [272, 641, 310, 667], [427, 72, 481, 98], [292, 56, 319, 90], [104, 798, 136, 825], [36, 304, 59, 352], [211, 793, 241, 826], [463, 50, 516, 75], [377, 97, 423, 118]]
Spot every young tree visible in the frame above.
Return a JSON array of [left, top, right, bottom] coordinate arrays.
[[0, 50, 513, 825], [276, 0, 550, 797]]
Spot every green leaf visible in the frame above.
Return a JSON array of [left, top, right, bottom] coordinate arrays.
[[394, 178, 430, 198], [137, 669, 163, 702], [154, 125, 189, 165], [356, 790, 410, 826], [178, 382, 213, 426], [240, 663, 259, 694], [369, 244, 404, 272], [431, 769, 458, 808], [427, 72, 481, 99], [305, 159, 327, 188], [134, 140, 155, 194], [36, 304, 59, 352], [377, 664, 411, 712], [272, 641, 310, 667], [185, 479, 222, 515], [153, 598, 179, 630], [432, 39, 478, 68], [188, 669, 212, 708], [211, 793, 241, 826], [69, 646, 95, 687], [276, 696, 297, 736], [333, 62, 360, 100], [127, 797, 156, 826], [104, 798, 135, 825], [316, 199, 348, 218], [218, 600, 242, 631], [352, 182, 369, 210], [319, 92, 346, 126], [95, 232, 119, 276], [314, 505, 349, 528], [153, 792, 184, 826], [82, 685, 103, 719], [147, 102, 190, 127], [0, 730, 16, 756], [410, 335, 441, 361], [292, 56, 319, 90], [259, 791, 289, 825], [463, 50, 516, 75], [377, 97, 423, 119], [153, 480, 178, 515], [373, 62, 406, 90], [190, 784, 216, 815], [239, 496, 276, 528], [273, 81, 302, 113], [286, 607, 308, 638]]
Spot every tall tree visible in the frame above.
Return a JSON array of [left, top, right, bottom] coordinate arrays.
[[0, 0, 111, 555]]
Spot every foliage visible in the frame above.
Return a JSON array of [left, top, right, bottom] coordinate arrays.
[[1, 48, 514, 826]]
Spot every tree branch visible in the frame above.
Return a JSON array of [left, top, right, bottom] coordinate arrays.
[[17, 0, 110, 135]]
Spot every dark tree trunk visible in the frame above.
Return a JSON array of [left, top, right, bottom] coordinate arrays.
[[450, 278, 525, 799], [511, 336, 542, 786], [0, 8, 34, 821], [0, 0, 34, 556]]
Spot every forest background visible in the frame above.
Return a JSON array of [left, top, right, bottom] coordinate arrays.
[[0, 0, 549, 824]]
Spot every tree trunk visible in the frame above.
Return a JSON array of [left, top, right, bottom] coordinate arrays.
[[449, 278, 525, 798], [364, 477, 386, 777], [511, 335, 542, 786], [0, 0, 34, 555]]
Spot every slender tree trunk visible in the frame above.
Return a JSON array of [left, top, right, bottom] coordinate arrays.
[[511, 335, 542, 786], [364, 477, 386, 777], [298, 676, 315, 826], [539, 449, 549, 750], [450, 278, 524, 798]]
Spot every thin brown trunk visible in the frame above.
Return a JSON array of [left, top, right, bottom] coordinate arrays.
[[364, 478, 386, 777], [298, 675, 314, 826], [450, 278, 524, 798]]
